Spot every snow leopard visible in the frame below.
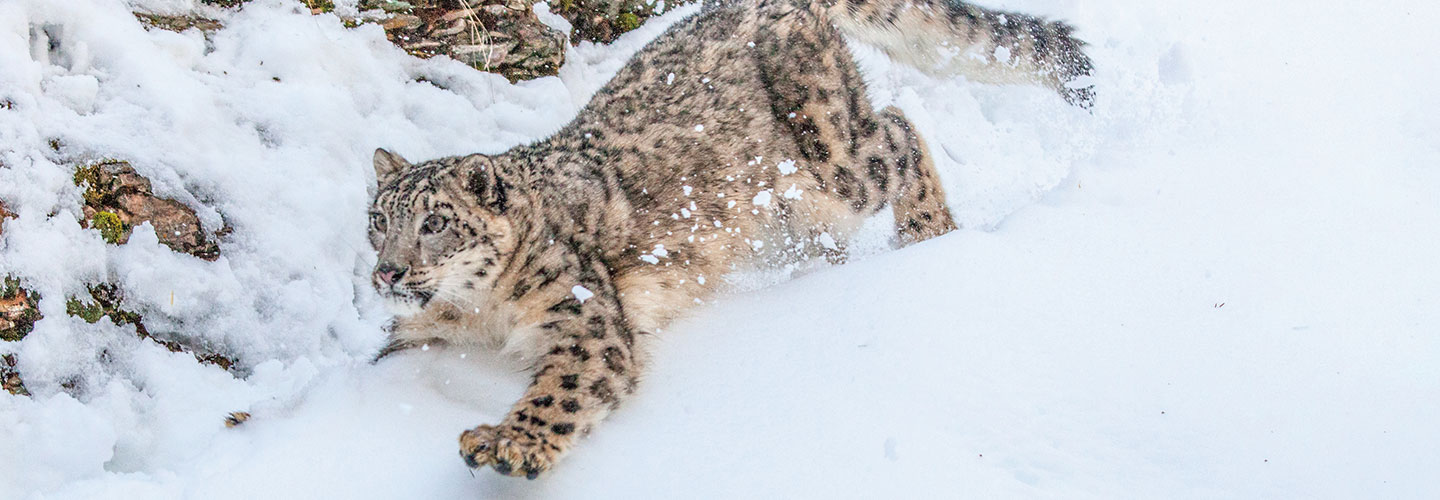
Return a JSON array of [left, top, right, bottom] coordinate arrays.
[[367, 0, 1093, 479]]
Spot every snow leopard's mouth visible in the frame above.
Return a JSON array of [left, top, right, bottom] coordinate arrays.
[[379, 291, 429, 317], [376, 283, 434, 316], [411, 289, 434, 307]]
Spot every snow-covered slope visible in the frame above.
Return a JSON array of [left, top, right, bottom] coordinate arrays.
[[2, 0, 1438, 498]]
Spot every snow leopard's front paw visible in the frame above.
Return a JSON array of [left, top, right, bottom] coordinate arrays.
[[459, 424, 558, 479]]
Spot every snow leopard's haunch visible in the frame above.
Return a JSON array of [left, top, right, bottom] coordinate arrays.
[[367, 0, 1091, 479]]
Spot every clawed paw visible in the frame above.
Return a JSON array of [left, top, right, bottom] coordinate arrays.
[[459, 424, 556, 479]]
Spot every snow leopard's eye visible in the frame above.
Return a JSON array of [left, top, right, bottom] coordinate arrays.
[[420, 214, 448, 235], [369, 212, 387, 233]]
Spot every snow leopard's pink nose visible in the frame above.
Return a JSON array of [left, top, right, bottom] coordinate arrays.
[[374, 264, 407, 286]]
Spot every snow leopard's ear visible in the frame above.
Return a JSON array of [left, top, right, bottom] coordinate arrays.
[[373, 148, 410, 183], [460, 154, 508, 214]]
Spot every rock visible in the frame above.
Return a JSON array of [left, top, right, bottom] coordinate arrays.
[[0, 279, 237, 397], [302, 0, 336, 14], [0, 277, 41, 342], [133, 0, 253, 32], [549, 0, 667, 44], [0, 199, 12, 238], [131, 0, 584, 82], [74, 160, 222, 261], [67, 283, 237, 372], [66, 284, 142, 326], [382, 14, 425, 30], [1, 203, 36, 397], [366, 0, 567, 82], [2, 353, 26, 396], [134, 13, 224, 33]]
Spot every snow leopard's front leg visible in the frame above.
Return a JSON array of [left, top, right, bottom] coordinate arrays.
[[459, 258, 639, 479]]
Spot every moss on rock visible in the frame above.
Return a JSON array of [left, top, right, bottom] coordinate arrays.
[[304, 0, 336, 13], [91, 211, 126, 244], [615, 12, 641, 32]]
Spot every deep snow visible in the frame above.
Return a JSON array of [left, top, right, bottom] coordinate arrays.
[[1, 0, 1438, 498]]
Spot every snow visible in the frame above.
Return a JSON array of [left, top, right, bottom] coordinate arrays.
[[782, 183, 803, 200], [1, 0, 1439, 499], [776, 158, 797, 175], [570, 285, 592, 304], [751, 189, 772, 208]]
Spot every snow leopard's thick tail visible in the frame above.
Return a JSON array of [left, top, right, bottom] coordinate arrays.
[[817, 0, 1095, 108]]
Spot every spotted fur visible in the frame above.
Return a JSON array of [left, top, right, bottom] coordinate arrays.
[[822, 0, 1096, 107], [368, 0, 1090, 479]]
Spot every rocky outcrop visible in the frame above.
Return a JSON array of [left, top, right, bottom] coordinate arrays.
[[73, 160, 222, 261], [368, 0, 567, 82], [67, 283, 236, 372], [134, 12, 223, 32], [133, 0, 672, 83], [1, 203, 36, 394], [549, 0, 667, 44]]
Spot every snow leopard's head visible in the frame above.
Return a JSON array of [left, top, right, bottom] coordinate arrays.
[[367, 148, 515, 316]]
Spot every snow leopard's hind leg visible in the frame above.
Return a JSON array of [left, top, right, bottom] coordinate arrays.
[[747, 1, 957, 247], [874, 106, 957, 244]]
